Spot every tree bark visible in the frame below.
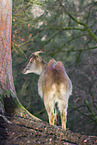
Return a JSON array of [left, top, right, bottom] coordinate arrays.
[[0, 0, 39, 120], [0, 0, 21, 114], [0, 0, 14, 93]]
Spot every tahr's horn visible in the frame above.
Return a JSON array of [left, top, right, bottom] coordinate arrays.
[[34, 51, 44, 56]]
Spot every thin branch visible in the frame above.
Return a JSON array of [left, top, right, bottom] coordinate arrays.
[[85, 100, 97, 123], [61, 46, 97, 52], [49, 32, 97, 56], [12, 42, 18, 53], [85, 28, 97, 42], [0, 115, 12, 124], [63, 8, 97, 42], [44, 31, 60, 45], [60, 33, 88, 50], [69, 103, 97, 123], [18, 33, 40, 47], [34, 108, 45, 116], [69, 104, 86, 114], [12, 43, 27, 59], [13, 17, 28, 24], [50, 34, 87, 56], [40, 27, 85, 31]]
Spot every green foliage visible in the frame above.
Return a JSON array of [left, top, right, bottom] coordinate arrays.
[[12, 0, 97, 135]]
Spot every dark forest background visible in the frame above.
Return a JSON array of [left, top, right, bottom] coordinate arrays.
[[11, 0, 97, 135]]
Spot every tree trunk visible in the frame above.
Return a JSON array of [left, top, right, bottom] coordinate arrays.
[[0, 0, 38, 120], [0, 0, 14, 94]]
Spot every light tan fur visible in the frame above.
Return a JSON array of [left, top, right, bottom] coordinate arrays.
[[22, 52, 72, 130]]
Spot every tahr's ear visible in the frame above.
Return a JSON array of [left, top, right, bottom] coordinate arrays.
[[34, 51, 44, 56]]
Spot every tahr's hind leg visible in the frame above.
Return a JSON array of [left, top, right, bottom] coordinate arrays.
[[44, 98, 55, 125], [49, 112, 55, 125], [54, 102, 59, 125], [54, 107, 58, 125], [58, 101, 67, 131], [61, 112, 66, 130]]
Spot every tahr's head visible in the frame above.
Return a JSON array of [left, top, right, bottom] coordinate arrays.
[[22, 51, 46, 75]]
